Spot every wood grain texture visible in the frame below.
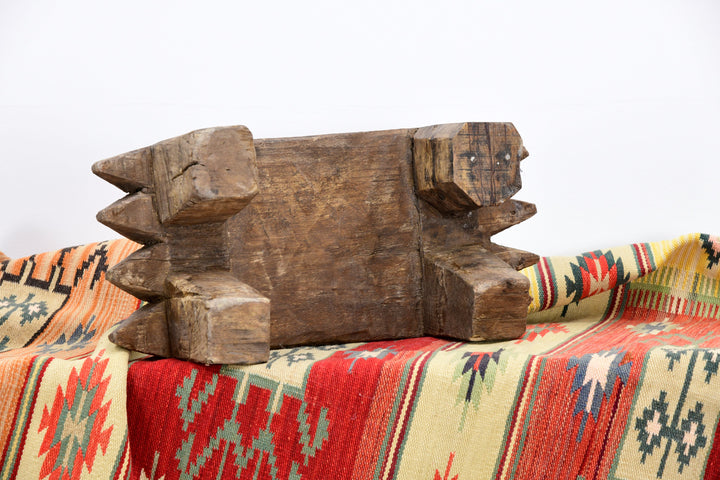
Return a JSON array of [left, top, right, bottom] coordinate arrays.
[[488, 244, 540, 271], [96, 122, 538, 365], [415, 170, 537, 341], [422, 245, 531, 341], [100, 126, 270, 364], [97, 192, 166, 244], [166, 272, 270, 364], [92, 148, 152, 193], [227, 129, 424, 347], [475, 200, 537, 237], [106, 243, 170, 301], [109, 302, 170, 357], [151, 126, 258, 225]]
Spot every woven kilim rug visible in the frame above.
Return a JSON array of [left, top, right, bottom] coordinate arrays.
[[1, 233, 720, 479], [0, 240, 141, 479]]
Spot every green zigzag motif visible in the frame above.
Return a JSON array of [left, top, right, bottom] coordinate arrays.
[[176, 369, 218, 432], [175, 369, 329, 479], [297, 402, 329, 465]]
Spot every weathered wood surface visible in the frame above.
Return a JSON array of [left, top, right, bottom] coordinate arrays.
[[413, 123, 527, 214], [94, 122, 538, 364], [95, 126, 269, 364], [228, 130, 423, 347], [165, 272, 270, 364], [422, 245, 531, 341]]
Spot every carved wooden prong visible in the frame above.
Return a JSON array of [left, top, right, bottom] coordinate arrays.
[[475, 200, 537, 237], [519, 146, 529, 160], [152, 126, 259, 225], [106, 244, 170, 301], [108, 302, 170, 357], [92, 148, 152, 193], [96, 192, 166, 244], [413, 122, 527, 215], [422, 245, 531, 341], [165, 272, 270, 364], [488, 244, 540, 271]]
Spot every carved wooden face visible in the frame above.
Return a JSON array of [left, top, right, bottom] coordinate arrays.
[[452, 122, 527, 208], [414, 122, 529, 214]]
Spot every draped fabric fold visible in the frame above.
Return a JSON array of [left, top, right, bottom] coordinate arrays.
[[2, 233, 719, 479]]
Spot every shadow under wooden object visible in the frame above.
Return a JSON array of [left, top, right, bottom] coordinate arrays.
[[93, 123, 538, 364]]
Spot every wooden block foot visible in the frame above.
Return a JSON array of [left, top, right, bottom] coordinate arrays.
[[166, 272, 270, 364], [422, 245, 531, 341]]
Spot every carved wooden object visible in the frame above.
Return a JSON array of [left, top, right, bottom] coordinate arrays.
[[94, 122, 538, 364]]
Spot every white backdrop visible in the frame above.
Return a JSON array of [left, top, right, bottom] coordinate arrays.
[[1, 0, 718, 259]]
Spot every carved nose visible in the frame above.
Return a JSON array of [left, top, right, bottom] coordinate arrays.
[[520, 146, 529, 160]]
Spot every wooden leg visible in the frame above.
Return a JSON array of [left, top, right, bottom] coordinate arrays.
[[165, 272, 270, 364], [422, 245, 531, 342], [95, 126, 266, 364], [413, 123, 537, 342]]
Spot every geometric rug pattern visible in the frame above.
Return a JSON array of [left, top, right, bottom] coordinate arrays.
[[2, 233, 720, 479]]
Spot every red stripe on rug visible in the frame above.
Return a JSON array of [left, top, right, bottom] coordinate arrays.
[[381, 349, 433, 479], [538, 257, 556, 310], [633, 243, 652, 276]]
